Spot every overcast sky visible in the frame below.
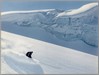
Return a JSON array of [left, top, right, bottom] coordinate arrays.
[[1, 0, 97, 12]]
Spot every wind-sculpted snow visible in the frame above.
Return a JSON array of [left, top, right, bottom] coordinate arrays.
[[1, 31, 98, 74], [1, 2, 98, 47], [57, 2, 98, 16], [2, 51, 44, 74]]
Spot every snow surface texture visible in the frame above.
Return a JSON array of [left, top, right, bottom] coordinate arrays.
[[1, 31, 98, 74], [1, 2, 98, 48]]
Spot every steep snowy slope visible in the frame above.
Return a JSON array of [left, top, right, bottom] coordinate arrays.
[[49, 2, 98, 47], [1, 31, 98, 74], [1, 2, 98, 55], [54, 3, 98, 46]]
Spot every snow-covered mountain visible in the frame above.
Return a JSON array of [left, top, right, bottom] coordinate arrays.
[[1, 31, 98, 74], [1, 2, 98, 48], [1, 2, 98, 47], [1, 2, 98, 56]]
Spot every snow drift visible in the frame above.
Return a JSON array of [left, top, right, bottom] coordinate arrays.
[[2, 51, 43, 74]]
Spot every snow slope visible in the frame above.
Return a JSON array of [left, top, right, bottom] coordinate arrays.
[[1, 21, 98, 55], [2, 51, 43, 74], [1, 31, 98, 74]]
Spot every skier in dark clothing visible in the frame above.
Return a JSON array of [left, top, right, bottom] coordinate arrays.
[[26, 51, 33, 58]]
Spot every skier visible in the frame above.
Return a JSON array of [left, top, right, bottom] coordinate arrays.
[[26, 51, 33, 58]]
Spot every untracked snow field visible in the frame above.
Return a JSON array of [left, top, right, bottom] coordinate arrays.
[[1, 31, 98, 74]]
